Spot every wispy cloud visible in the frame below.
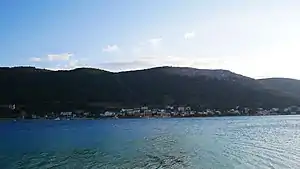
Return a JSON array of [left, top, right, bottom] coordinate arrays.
[[102, 45, 119, 52], [98, 55, 225, 72], [148, 38, 162, 46], [45, 59, 87, 71], [67, 59, 79, 68], [29, 57, 42, 62], [47, 53, 73, 61], [184, 31, 196, 39]]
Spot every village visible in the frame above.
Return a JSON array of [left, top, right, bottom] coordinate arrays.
[[4, 104, 300, 120]]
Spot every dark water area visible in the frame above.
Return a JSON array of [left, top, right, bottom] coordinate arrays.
[[1, 116, 300, 169]]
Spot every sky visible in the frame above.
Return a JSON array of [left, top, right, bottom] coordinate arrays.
[[1, 0, 300, 79]]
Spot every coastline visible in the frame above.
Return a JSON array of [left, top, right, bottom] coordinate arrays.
[[1, 114, 299, 121]]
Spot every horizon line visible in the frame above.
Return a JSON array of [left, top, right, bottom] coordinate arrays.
[[0, 65, 298, 80]]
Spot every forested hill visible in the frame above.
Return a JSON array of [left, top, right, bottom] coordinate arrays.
[[0, 66, 299, 111]]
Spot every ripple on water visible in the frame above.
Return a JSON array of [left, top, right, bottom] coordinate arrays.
[[3, 117, 300, 169], [221, 121, 300, 169]]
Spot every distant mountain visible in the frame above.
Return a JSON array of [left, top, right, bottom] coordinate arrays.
[[0, 66, 299, 113], [259, 78, 300, 100]]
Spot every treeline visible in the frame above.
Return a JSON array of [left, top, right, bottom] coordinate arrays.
[[0, 66, 299, 114]]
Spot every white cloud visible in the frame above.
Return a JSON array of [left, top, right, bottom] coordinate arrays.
[[67, 59, 79, 68], [148, 38, 162, 46], [98, 55, 225, 72], [47, 53, 73, 61], [184, 31, 196, 39], [102, 45, 119, 52], [45, 59, 85, 71], [29, 57, 42, 62]]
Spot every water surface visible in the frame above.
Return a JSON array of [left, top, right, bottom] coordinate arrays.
[[1, 116, 300, 169]]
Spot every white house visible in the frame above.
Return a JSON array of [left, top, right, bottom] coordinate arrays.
[[190, 111, 196, 115], [121, 108, 133, 113], [60, 112, 72, 116], [198, 111, 208, 115], [178, 107, 185, 112], [215, 111, 221, 116], [132, 109, 141, 114], [9, 104, 16, 110], [83, 112, 90, 116], [166, 106, 174, 110], [291, 112, 297, 115], [104, 111, 115, 116]]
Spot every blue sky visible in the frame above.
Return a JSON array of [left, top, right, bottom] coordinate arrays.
[[1, 0, 300, 79]]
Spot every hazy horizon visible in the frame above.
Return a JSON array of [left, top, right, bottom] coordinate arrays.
[[1, 0, 300, 79]]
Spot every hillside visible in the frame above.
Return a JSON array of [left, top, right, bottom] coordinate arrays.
[[0, 66, 299, 113], [259, 78, 300, 100]]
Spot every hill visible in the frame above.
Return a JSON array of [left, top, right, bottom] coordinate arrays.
[[0, 66, 299, 113], [259, 78, 300, 100]]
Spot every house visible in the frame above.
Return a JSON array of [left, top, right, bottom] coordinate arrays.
[[141, 106, 148, 110], [228, 109, 240, 115], [208, 111, 215, 116], [144, 109, 152, 113], [133, 109, 141, 115], [31, 114, 37, 119], [156, 109, 166, 116], [257, 110, 270, 116], [244, 108, 250, 115], [215, 111, 221, 116], [121, 109, 135, 115], [104, 111, 115, 117], [198, 111, 208, 116], [126, 111, 135, 116], [60, 112, 72, 116], [159, 109, 166, 113], [116, 111, 125, 116], [166, 106, 174, 110], [9, 104, 16, 110], [190, 111, 196, 115], [121, 108, 133, 113], [271, 108, 279, 112], [178, 107, 185, 112]]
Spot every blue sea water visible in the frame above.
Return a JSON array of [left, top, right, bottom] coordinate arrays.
[[1, 116, 300, 169]]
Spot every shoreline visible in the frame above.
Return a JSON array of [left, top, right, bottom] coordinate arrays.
[[0, 114, 299, 121]]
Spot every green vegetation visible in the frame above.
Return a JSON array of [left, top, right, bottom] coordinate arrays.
[[0, 66, 299, 116]]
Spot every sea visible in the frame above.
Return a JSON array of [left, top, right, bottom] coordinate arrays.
[[1, 116, 300, 169]]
